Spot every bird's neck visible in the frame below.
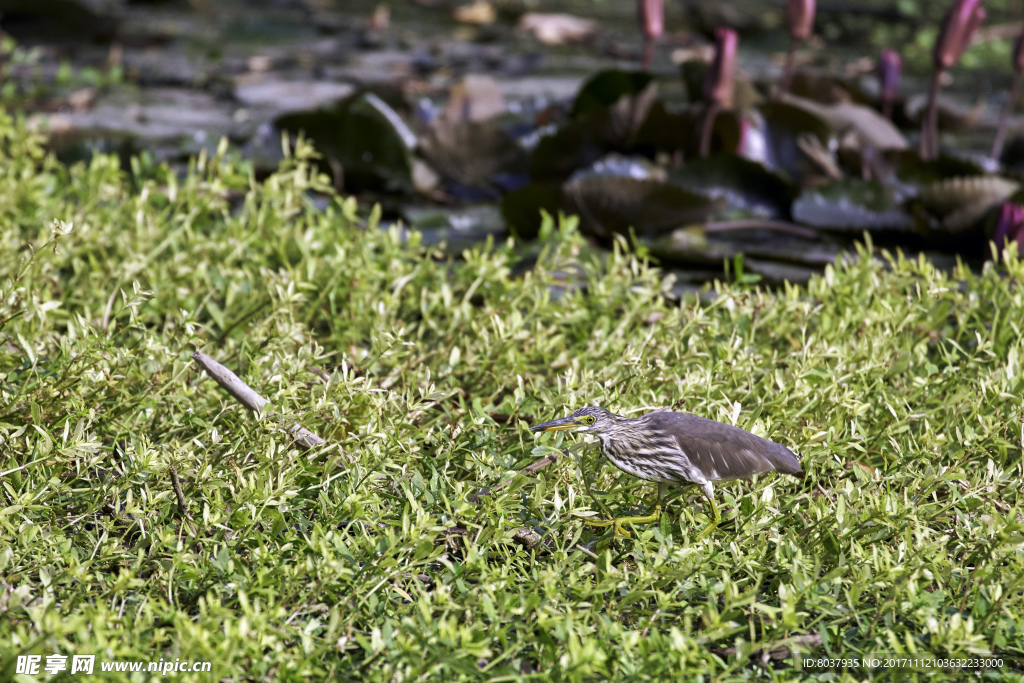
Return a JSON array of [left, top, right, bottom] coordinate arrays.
[[598, 420, 645, 454]]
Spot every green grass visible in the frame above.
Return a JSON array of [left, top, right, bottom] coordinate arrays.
[[1, 108, 1024, 681]]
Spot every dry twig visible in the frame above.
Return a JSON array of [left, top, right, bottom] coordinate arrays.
[[191, 351, 325, 449]]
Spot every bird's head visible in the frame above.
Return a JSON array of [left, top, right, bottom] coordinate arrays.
[[530, 406, 618, 435]]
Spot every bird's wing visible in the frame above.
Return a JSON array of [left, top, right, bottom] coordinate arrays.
[[645, 412, 802, 482]]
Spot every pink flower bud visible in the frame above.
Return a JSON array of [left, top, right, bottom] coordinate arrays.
[[703, 27, 738, 109], [934, 0, 985, 70], [637, 0, 664, 40], [787, 0, 815, 41], [878, 49, 902, 101], [994, 202, 1024, 253]]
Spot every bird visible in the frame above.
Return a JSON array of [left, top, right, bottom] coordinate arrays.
[[530, 406, 803, 538]]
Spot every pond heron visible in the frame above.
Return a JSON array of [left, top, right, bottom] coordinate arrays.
[[530, 406, 802, 538]]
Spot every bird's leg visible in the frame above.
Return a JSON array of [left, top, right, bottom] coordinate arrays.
[[582, 507, 661, 537], [657, 481, 671, 534], [582, 482, 668, 536], [694, 489, 721, 541]]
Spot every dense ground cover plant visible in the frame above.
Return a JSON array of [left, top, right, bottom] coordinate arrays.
[[1, 110, 1023, 680]]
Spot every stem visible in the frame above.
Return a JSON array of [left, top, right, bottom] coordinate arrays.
[[778, 37, 798, 97], [642, 37, 655, 71], [169, 466, 193, 521], [579, 442, 616, 520], [191, 351, 326, 449], [699, 102, 720, 157], [920, 69, 944, 161], [992, 70, 1022, 162], [704, 219, 820, 240], [882, 96, 893, 121]]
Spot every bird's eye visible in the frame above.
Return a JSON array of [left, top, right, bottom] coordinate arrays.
[[584, 416, 595, 425]]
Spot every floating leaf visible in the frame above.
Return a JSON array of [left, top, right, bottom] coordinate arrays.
[[669, 154, 796, 219], [501, 182, 564, 240], [401, 204, 506, 250], [529, 93, 657, 183], [916, 176, 1019, 217], [904, 92, 985, 131], [529, 77, 659, 183], [420, 120, 525, 189], [276, 92, 415, 193], [917, 176, 1020, 232], [517, 12, 599, 46], [760, 101, 833, 144], [783, 95, 907, 151], [741, 259, 820, 285], [792, 178, 913, 231], [564, 174, 720, 238], [603, 81, 658, 147], [646, 226, 838, 272], [788, 70, 872, 106], [570, 70, 654, 120], [528, 119, 607, 183], [999, 137, 1024, 174], [569, 155, 661, 182], [453, 0, 496, 25], [750, 101, 834, 183], [889, 150, 989, 187], [635, 102, 742, 157], [634, 102, 692, 151], [441, 74, 504, 124], [679, 60, 708, 104]]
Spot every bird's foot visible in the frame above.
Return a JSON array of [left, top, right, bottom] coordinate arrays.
[[693, 498, 722, 541], [580, 505, 661, 537], [694, 518, 718, 541]]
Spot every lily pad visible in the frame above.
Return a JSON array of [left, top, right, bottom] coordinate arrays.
[[501, 182, 564, 240], [276, 92, 416, 193], [669, 154, 796, 219], [634, 102, 694, 151], [679, 60, 708, 104], [788, 70, 873, 107], [752, 101, 835, 183], [569, 155, 661, 182], [792, 178, 913, 231], [999, 137, 1024, 175], [915, 176, 1020, 233], [635, 102, 742, 157], [528, 118, 608, 183], [601, 81, 659, 147], [563, 174, 721, 238], [783, 95, 907, 151], [888, 150, 990, 187], [904, 92, 985, 131], [529, 77, 659, 183], [420, 119, 526, 190], [760, 101, 833, 145], [401, 204, 506, 251], [528, 90, 657, 183], [570, 70, 654, 120], [916, 176, 1020, 217], [743, 258, 821, 286], [646, 227, 839, 268]]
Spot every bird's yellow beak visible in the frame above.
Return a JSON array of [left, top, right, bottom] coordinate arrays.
[[530, 416, 579, 432]]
